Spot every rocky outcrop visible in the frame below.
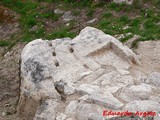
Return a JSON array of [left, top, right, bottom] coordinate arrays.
[[18, 27, 160, 120]]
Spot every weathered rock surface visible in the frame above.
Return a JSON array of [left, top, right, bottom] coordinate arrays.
[[147, 72, 160, 87], [33, 99, 60, 120], [115, 87, 141, 103], [65, 100, 78, 117], [128, 83, 155, 100], [124, 100, 160, 112], [87, 92, 123, 110], [19, 27, 160, 120]]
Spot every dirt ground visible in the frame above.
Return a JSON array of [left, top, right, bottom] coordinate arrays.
[[0, 5, 21, 120], [0, 43, 26, 120], [135, 41, 160, 74]]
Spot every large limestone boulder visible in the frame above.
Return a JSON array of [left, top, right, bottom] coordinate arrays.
[[18, 27, 160, 120]]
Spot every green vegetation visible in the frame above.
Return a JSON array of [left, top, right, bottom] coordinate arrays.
[[0, 41, 10, 47], [97, 1, 160, 44], [46, 27, 76, 40], [86, 9, 95, 17], [0, 0, 159, 50]]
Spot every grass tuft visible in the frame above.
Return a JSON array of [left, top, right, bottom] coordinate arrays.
[[0, 41, 10, 47]]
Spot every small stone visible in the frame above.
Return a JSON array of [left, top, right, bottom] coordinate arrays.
[[115, 33, 132, 40], [78, 95, 89, 101], [4, 103, 11, 107], [113, 0, 133, 5], [54, 9, 64, 14], [2, 112, 6, 116], [62, 11, 74, 22], [80, 71, 92, 78], [103, 86, 120, 94], [87, 92, 123, 110], [29, 25, 38, 32], [55, 80, 75, 95], [66, 23, 70, 26], [87, 18, 97, 24], [128, 83, 154, 100], [125, 35, 140, 48], [76, 84, 100, 95], [115, 87, 141, 102], [116, 68, 130, 75], [64, 83, 75, 95], [122, 26, 130, 30]]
